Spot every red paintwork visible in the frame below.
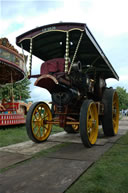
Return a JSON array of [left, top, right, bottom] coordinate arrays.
[[40, 58, 65, 75], [2, 102, 19, 112], [34, 74, 59, 93], [0, 102, 26, 126], [34, 58, 66, 93], [0, 114, 25, 126]]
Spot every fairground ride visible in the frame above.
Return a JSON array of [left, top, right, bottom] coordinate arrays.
[[0, 38, 29, 126]]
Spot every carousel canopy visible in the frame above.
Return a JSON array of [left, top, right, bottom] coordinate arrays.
[[0, 38, 26, 85]]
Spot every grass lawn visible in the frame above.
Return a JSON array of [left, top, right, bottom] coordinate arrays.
[[66, 132, 128, 193], [0, 125, 29, 147], [0, 124, 63, 147]]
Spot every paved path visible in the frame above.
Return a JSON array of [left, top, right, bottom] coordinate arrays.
[[0, 117, 127, 193]]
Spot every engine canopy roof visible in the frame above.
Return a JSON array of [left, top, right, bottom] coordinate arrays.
[[16, 22, 119, 80]]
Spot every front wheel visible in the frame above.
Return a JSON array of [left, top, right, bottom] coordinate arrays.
[[79, 100, 99, 147], [26, 102, 52, 143]]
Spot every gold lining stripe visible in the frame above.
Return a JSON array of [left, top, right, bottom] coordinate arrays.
[[18, 28, 84, 44]]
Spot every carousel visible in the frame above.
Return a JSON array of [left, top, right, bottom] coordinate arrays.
[[0, 38, 29, 126]]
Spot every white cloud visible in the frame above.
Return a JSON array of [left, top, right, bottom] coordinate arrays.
[[107, 75, 128, 91], [86, 0, 128, 36], [30, 80, 51, 102]]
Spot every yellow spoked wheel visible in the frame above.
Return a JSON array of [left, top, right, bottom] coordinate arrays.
[[64, 124, 79, 133], [80, 100, 99, 147], [26, 102, 52, 143], [102, 88, 119, 136], [112, 92, 119, 134]]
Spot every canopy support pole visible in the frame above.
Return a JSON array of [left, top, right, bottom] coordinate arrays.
[[68, 32, 83, 74], [65, 32, 69, 73], [28, 38, 33, 76]]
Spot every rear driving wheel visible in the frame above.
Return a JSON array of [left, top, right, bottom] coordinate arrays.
[[80, 100, 99, 147], [102, 88, 119, 136], [26, 102, 52, 143]]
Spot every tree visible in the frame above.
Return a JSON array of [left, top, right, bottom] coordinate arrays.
[[116, 86, 128, 110], [0, 77, 31, 102], [13, 78, 31, 101], [0, 84, 10, 101]]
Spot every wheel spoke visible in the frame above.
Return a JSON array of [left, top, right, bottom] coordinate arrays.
[[43, 124, 48, 130], [34, 112, 41, 120], [89, 108, 93, 119], [43, 114, 49, 120], [32, 120, 39, 129], [88, 119, 91, 128], [35, 127, 41, 136]]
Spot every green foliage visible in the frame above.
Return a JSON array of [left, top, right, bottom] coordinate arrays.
[[0, 85, 10, 101], [0, 77, 31, 101], [116, 86, 128, 110], [13, 78, 31, 100]]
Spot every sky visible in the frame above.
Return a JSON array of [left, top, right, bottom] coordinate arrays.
[[1, 0, 128, 102]]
